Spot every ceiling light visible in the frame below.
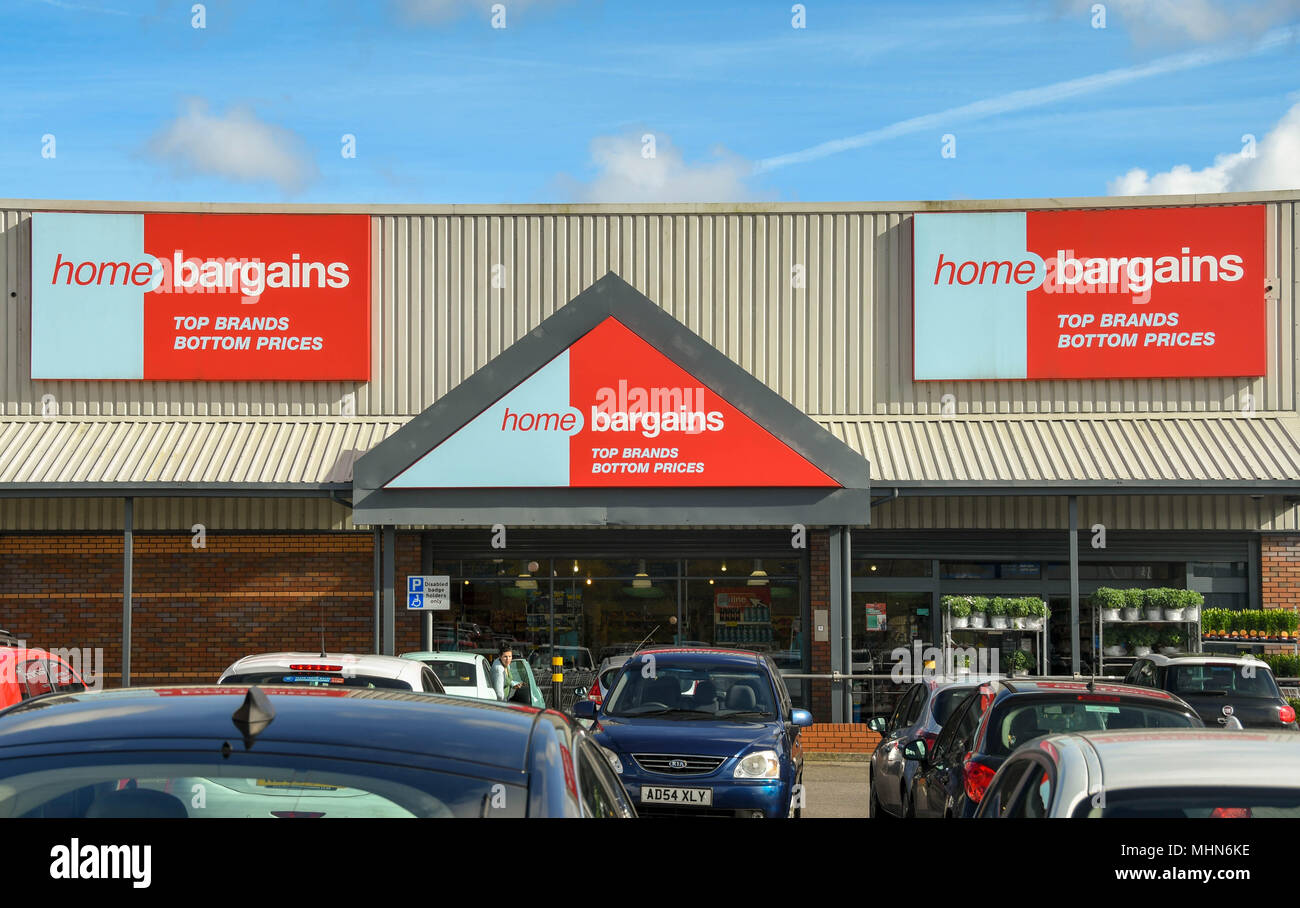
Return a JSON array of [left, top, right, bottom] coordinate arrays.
[[748, 559, 768, 587]]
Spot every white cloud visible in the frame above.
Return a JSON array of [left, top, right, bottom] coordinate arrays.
[[556, 132, 757, 203], [1108, 101, 1300, 194], [147, 100, 318, 194], [1062, 0, 1300, 45]]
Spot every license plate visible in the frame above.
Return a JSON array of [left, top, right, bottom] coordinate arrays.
[[640, 786, 713, 806]]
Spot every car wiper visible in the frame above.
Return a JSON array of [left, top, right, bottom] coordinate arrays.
[[1180, 690, 1227, 697], [622, 707, 716, 718]]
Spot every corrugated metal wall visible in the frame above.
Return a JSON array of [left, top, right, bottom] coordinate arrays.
[[2, 199, 1295, 418], [0, 497, 354, 531]]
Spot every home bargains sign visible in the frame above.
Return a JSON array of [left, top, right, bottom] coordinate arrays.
[[30, 212, 370, 380], [912, 206, 1266, 381], [387, 317, 839, 488]]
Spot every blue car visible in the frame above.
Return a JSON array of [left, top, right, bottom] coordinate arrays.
[[573, 648, 813, 818]]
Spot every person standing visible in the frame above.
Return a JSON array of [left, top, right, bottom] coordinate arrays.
[[491, 645, 523, 702]]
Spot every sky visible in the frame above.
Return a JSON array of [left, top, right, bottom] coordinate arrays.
[[1, 0, 1299, 204]]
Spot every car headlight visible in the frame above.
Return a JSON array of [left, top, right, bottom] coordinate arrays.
[[599, 745, 623, 774], [733, 749, 781, 779]]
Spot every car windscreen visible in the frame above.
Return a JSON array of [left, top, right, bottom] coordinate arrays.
[[421, 660, 479, 687], [1073, 787, 1300, 818], [603, 663, 775, 719], [221, 672, 412, 691], [1168, 664, 1281, 699], [932, 687, 976, 726], [0, 756, 526, 818], [988, 699, 1197, 756]]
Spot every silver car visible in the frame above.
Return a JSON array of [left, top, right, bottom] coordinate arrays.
[[867, 679, 979, 818], [973, 728, 1300, 818]]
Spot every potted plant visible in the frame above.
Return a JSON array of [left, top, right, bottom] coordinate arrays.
[[1160, 588, 1184, 622], [946, 596, 972, 629], [1005, 649, 1034, 677], [1264, 609, 1282, 642], [1104, 626, 1128, 657], [1180, 589, 1202, 623], [1201, 608, 1221, 639], [988, 597, 1010, 629], [1283, 610, 1299, 641], [1227, 610, 1243, 638], [1093, 587, 1123, 623], [1028, 599, 1048, 630], [1142, 588, 1166, 623], [969, 596, 988, 629], [1120, 588, 1144, 622], [1128, 627, 1156, 657], [1159, 628, 1184, 655], [1009, 597, 1030, 629]]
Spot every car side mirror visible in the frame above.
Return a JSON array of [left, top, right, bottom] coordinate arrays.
[[867, 716, 887, 734], [572, 700, 598, 720], [790, 708, 813, 728], [902, 740, 928, 762]]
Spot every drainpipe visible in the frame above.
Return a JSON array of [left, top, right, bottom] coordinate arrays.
[[122, 497, 133, 688], [1069, 496, 1080, 676], [382, 525, 396, 656]]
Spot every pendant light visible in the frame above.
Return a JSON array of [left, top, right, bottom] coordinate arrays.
[[747, 559, 768, 587], [632, 559, 651, 590]]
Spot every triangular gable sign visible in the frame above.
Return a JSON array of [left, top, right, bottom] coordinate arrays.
[[388, 316, 837, 489]]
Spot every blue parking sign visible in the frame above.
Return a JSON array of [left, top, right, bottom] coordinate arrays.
[[408, 593, 424, 609], [408, 576, 424, 593]]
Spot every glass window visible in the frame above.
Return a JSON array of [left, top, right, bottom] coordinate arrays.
[[1047, 562, 1183, 582], [1076, 788, 1300, 819], [852, 558, 932, 578], [221, 672, 413, 691], [931, 686, 976, 726], [903, 686, 927, 725], [19, 659, 53, 699], [1190, 562, 1248, 578], [1201, 593, 1247, 610], [576, 742, 625, 818], [988, 701, 1198, 756], [604, 664, 776, 720], [688, 557, 801, 577], [984, 757, 1037, 818], [887, 685, 919, 732], [1168, 664, 1281, 699], [851, 592, 930, 724]]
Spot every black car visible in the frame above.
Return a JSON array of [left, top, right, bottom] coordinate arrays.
[[0, 685, 636, 818], [908, 679, 1203, 818], [867, 679, 977, 818], [1125, 653, 1298, 730]]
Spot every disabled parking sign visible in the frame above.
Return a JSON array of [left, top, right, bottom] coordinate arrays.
[[407, 575, 450, 610]]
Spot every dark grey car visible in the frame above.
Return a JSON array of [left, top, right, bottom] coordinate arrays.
[[867, 679, 978, 818], [1125, 653, 1299, 730]]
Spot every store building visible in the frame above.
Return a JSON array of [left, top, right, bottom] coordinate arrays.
[[2, 192, 1299, 741]]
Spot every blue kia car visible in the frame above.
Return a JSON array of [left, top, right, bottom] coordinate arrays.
[[573, 648, 812, 818]]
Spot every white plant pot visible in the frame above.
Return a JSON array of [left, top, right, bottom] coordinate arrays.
[[1144, 609, 1163, 622], [1027, 618, 1043, 631], [1163, 608, 1184, 622], [970, 613, 987, 628], [1104, 644, 1127, 657], [1133, 645, 1152, 656], [990, 615, 1008, 629], [1102, 608, 1121, 622], [1160, 646, 1180, 655], [1012, 617, 1025, 629], [1121, 608, 1141, 622], [954, 615, 970, 628], [1184, 606, 1199, 622]]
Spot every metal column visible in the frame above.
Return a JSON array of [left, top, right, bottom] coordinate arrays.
[[382, 526, 396, 656], [829, 528, 844, 723], [372, 528, 381, 654], [1069, 496, 1080, 675], [840, 526, 853, 722], [122, 497, 133, 688]]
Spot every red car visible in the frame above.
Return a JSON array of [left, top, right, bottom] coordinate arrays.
[[0, 636, 89, 709]]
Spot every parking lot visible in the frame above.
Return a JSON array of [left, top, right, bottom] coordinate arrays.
[[802, 760, 870, 819]]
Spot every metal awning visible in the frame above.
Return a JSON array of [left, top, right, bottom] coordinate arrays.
[[0, 417, 402, 493], [821, 414, 1300, 494]]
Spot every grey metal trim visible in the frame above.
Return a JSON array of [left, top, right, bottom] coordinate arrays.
[[5, 188, 1297, 215], [874, 482, 1300, 495], [829, 528, 843, 724], [351, 271, 868, 504], [122, 497, 132, 689], [382, 525, 395, 656], [352, 487, 873, 528], [1069, 496, 1080, 676], [0, 484, 351, 497], [372, 528, 381, 656]]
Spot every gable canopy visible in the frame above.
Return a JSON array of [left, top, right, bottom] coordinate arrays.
[[352, 273, 872, 527]]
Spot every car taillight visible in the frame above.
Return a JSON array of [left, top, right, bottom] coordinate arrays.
[[921, 732, 939, 755], [1280, 704, 1296, 724], [289, 664, 342, 672], [1209, 807, 1251, 818], [962, 754, 996, 804], [587, 679, 602, 705]]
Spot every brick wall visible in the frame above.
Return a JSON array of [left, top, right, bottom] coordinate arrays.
[[1261, 536, 1300, 612], [800, 722, 879, 754], [0, 532, 427, 685]]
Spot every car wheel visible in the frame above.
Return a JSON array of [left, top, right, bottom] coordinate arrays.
[[868, 775, 890, 819]]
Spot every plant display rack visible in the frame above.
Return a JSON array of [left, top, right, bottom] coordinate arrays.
[[941, 597, 1048, 676], [1092, 587, 1202, 677]]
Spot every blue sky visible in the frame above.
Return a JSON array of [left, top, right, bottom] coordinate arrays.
[[1, 0, 1298, 203]]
